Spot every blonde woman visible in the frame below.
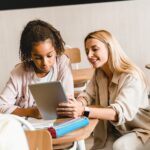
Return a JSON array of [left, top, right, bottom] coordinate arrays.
[[57, 30, 150, 150]]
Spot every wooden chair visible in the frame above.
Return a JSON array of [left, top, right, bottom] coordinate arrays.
[[25, 130, 53, 150], [65, 48, 88, 98], [65, 48, 81, 68]]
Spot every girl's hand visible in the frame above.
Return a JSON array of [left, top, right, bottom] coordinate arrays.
[[12, 107, 42, 119], [57, 98, 84, 118], [29, 107, 42, 119]]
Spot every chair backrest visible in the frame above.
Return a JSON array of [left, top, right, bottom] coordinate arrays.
[[64, 47, 88, 98], [25, 130, 53, 150], [65, 48, 81, 69]]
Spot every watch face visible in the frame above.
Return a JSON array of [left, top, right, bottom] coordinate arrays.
[[83, 111, 90, 117], [83, 107, 90, 117]]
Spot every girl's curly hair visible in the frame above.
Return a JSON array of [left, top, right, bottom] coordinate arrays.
[[19, 19, 65, 69]]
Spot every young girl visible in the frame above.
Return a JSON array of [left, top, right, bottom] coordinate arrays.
[[57, 30, 150, 150], [0, 19, 74, 119]]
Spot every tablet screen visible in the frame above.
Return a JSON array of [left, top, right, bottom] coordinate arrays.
[[29, 81, 67, 120]]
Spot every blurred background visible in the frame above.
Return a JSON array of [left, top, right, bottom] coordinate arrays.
[[0, 0, 150, 91]]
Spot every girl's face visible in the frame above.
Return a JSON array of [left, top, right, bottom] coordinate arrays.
[[31, 39, 56, 76], [85, 38, 109, 68]]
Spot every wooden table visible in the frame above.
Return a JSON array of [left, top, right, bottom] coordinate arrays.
[[52, 118, 98, 149], [52, 118, 98, 145], [25, 118, 98, 150], [72, 68, 95, 84]]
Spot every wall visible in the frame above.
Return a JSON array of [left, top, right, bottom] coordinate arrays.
[[0, 0, 150, 91]]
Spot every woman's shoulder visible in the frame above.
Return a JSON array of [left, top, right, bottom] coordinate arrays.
[[120, 72, 140, 81], [116, 71, 145, 90]]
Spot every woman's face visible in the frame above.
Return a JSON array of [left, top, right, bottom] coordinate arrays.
[[85, 38, 109, 68], [31, 39, 56, 75]]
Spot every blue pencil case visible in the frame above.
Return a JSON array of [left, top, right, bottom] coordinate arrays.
[[48, 117, 89, 138]]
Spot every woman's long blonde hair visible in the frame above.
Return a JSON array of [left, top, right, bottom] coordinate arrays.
[[85, 30, 148, 87]]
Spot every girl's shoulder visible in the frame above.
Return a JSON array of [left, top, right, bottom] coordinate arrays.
[[11, 63, 33, 77], [11, 63, 24, 73], [56, 54, 70, 65]]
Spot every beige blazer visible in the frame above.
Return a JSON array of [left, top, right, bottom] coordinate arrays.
[[78, 69, 150, 149]]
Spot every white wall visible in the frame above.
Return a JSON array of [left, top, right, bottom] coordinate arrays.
[[0, 0, 150, 91]]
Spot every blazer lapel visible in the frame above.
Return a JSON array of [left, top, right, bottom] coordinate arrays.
[[96, 70, 109, 107]]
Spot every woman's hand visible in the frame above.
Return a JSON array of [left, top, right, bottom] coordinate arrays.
[[57, 98, 84, 118]]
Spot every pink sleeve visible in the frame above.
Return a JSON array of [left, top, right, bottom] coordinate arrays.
[[0, 64, 34, 113], [0, 73, 19, 113]]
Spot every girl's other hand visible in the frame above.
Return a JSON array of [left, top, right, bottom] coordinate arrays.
[[29, 107, 42, 119]]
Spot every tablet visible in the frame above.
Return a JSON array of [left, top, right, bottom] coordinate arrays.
[[29, 81, 67, 120]]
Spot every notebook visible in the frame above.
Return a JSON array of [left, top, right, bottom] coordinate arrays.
[[29, 81, 67, 120], [27, 117, 54, 129]]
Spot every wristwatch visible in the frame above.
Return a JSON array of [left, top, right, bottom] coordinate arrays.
[[83, 106, 90, 117]]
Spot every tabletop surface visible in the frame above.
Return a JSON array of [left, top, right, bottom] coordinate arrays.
[[52, 118, 98, 145]]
